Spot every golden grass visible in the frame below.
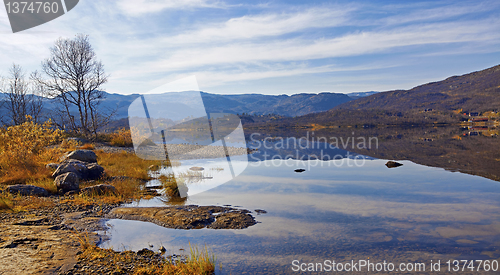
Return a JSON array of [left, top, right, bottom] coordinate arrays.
[[96, 150, 161, 181], [98, 128, 134, 147]]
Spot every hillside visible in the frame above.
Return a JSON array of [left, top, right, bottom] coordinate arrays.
[[247, 64, 500, 128], [336, 64, 500, 113]]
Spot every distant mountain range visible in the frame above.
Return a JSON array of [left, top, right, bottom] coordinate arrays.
[[0, 90, 376, 125], [259, 64, 500, 127]]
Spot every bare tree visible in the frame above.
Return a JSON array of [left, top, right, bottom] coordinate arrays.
[[0, 64, 44, 125], [35, 34, 110, 138]]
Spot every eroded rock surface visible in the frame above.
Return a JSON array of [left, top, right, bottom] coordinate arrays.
[[107, 205, 257, 229]]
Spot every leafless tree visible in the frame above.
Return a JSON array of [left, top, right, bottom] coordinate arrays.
[[0, 64, 44, 125], [34, 34, 111, 138]]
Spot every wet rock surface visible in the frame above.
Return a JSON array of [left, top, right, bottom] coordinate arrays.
[[107, 205, 258, 229]]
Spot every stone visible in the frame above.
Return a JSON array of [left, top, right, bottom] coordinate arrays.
[[294, 168, 306, 173], [5, 185, 49, 197], [60, 150, 97, 163], [52, 160, 88, 178], [107, 205, 257, 230], [80, 184, 116, 196], [85, 163, 105, 180], [385, 161, 403, 168], [54, 172, 79, 194]]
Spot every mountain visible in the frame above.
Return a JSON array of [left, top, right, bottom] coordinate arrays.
[[346, 91, 379, 99], [337, 64, 500, 113], [200, 92, 352, 117], [258, 64, 500, 127]]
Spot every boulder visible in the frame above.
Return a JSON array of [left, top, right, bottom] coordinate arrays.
[[5, 185, 49, 197], [80, 184, 116, 196], [294, 168, 306, 173], [52, 160, 88, 178], [385, 161, 403, 168], [54, 172, 79, 194], [85, 163, 105, 180], [60, 150, 97, 163]]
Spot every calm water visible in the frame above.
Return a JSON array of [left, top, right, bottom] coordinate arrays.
[[99, 155, 500, 274]]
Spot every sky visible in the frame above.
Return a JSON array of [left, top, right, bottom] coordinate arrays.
[[0, 0, 499, 95]]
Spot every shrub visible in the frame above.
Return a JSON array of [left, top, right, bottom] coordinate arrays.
[[0, 118, 63, 184], [109, 128, 134, 147]]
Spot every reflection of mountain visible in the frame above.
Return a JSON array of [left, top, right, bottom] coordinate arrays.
[[248, 126, 500, 182]]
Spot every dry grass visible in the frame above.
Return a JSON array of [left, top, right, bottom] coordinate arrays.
[[96, 150, 161, 181], [74, 232, 217, 275], [80, 143, 95, 150], [99, 128, 134, 147]]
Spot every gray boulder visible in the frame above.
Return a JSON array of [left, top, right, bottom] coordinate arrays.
[[5, 185, 49, 197], [52, 159, 88, 178], [80, 184, 116, 196], [86, 163, 105, 180], [54, 172, 79, 194], [60, 150, 97, 163]]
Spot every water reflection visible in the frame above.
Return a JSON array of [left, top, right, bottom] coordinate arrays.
[[102, 158, 500, 274]]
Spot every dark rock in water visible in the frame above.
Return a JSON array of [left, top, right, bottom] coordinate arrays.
[[107, 205, 257, 230], [6, 185, 49, 197], [60, 150, 97, 163], [54, 172, 79, 194], [294, 168, 306, 173], [80, 184, 116, 196], [254, 209, 267, 214], [385, 161, 403, 168], [189, 166, 204, 171]]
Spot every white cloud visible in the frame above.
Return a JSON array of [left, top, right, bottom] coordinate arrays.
[[165, 6, 356, 44], [116, 0, 223, 16]]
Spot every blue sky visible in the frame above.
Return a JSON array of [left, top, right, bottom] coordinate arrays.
[[0, 0, 499, 95]]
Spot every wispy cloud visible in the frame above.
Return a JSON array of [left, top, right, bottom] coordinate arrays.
[[0, 0, 499, 95], [116, 0, 224, 16]]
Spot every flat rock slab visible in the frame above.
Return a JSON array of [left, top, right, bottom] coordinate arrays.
[[107, 205, 257, 229]]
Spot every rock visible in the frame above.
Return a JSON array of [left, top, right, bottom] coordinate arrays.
[[385, 161, 403, 168], [60, 150, 97, 163], [137, 248, 155, 257], [159, 246, 166, 253], [294, 168, 306, 173], [254, 209, 267, 214], [54, 172, 79, 194], [208, 212, 256, 229], [46, 163, 60, 170], [52, 160, 88, 178], [85, 163, 105, 180], [189, 166, 204, 171], [107, 205, 257, 230], [80, 184, 116, 196], [52, 160, 104, 180], [5, 185, 49, 197]]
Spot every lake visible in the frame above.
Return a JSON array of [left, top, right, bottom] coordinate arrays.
[[99, 127, 500, 274]]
